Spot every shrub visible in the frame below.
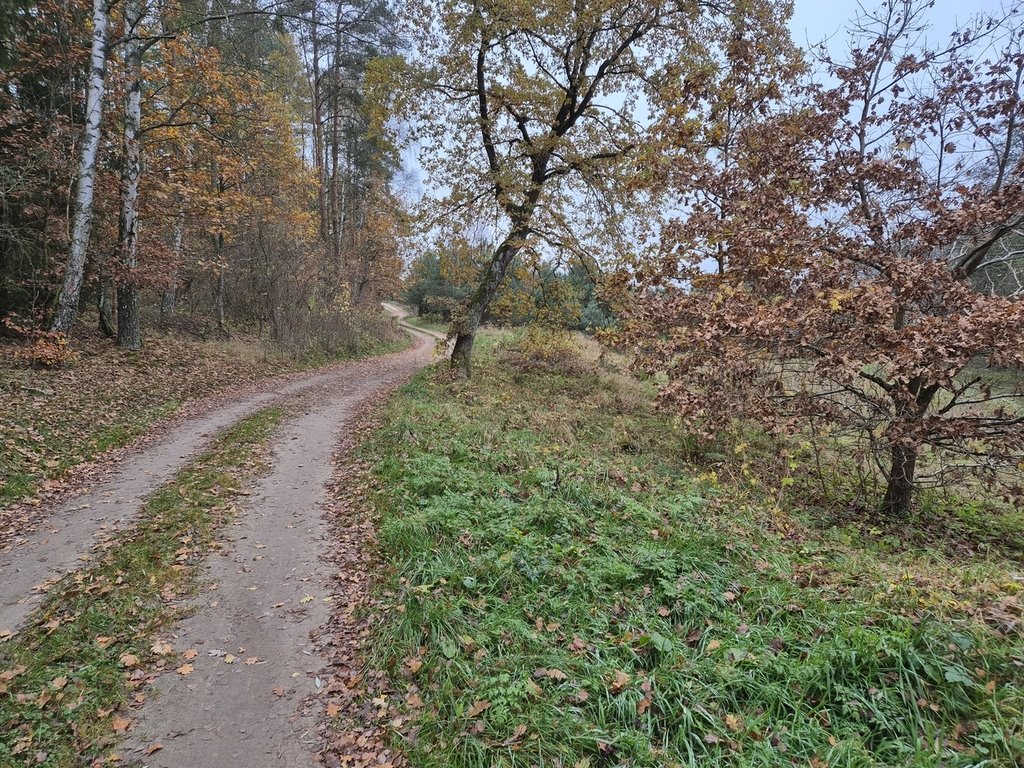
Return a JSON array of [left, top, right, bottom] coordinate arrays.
[[498, 326, 595, 377], [3, 317, 77, 368]]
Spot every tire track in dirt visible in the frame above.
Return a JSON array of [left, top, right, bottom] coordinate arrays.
[[123, 334, 434, 767], [0, 309, 438, 639]]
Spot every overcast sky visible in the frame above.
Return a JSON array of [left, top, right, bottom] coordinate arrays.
[[790, 0, 1007, 50]]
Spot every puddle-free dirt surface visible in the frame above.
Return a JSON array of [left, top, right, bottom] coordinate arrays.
[[1, 307, 444, 767], [124, 343, 432, 766]]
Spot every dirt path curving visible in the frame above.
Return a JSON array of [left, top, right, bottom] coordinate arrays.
[[0, 309, 438, 638], [2, 305, 447, 767], [124, 350, 431, 766]]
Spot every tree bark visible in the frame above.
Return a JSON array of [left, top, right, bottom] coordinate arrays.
[[98, 270, 115, 336], [329, 2, 343, 264], [880, 441, 918, 519], [310, 0, 327, 241], [116, 0, 144, 350], [161, 204, 185, 325], [214, 232, 227, 335], [880, 438, 921, 518], [450, 231, 524, 376], [51, 0, 110, 333], [879, 379, 938, 517]]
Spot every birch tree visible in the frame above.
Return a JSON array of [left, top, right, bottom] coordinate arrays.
[[51, 0, 111, 333]]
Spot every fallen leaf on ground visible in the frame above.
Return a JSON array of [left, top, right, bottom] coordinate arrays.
[[466, 699, 491, 718], [609, 670, 631, 693], [500, 724, 528, 745], [151, 640, 174, 656], [0, 666, 28, 683], [175, 664, 193, 676]]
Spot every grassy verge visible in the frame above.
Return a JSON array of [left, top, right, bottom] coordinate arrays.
[[0, 326, 403, 510], [403, 315, 449, 335], [0, 407, 284, 767], [358, 332, 1024, 767]]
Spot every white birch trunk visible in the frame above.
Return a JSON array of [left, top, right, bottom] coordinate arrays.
[[161, 202, 185, 323], [116, 0, 145, 350], [51, 0, 110, 333]]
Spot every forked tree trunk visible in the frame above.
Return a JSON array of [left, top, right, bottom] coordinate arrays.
[[51, 0, 110, 333], [116, 0, 144, 351], [879, 380, 938, 518]]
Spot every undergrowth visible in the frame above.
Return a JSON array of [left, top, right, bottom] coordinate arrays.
[[359, 331, 1024, 767], [0, 407, 284, 767]]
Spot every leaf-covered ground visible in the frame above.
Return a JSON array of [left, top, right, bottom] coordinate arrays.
[[353, 333, 1024, 767], [0, 325, 404, 514], [0, 407, 283, 767]]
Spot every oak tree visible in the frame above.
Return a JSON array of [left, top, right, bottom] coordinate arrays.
[[624, 0, 1024, 517], [380, 0, 749, 374]]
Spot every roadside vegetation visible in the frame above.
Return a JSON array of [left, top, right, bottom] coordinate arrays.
[[0, 407, 284, 767], [0, 323, 406, 510], [356, 330, 1024, 768], [402, 314, 449, 336]]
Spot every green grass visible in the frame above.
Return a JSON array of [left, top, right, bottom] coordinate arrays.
[[0, 407, 285, 767], [357, 333, 1024, 768], [403, 315, 449, 335], [294, 334, 412, 370]]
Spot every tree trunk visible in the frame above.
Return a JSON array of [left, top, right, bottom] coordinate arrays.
[[98, 270, 115, 336], [51, 0, 110, 333], [309, 0, 327, 241], [879, 379, 938, 518], [881, 441, 918, 518], [116, 0, 144, 350], [161, 203, 185, 325], [214, 231, 227, 335], [450, 231, 523, 376], [329, 4, 343, 264]]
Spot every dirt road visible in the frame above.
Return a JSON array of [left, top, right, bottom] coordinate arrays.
[[0, 309, 442, 766]]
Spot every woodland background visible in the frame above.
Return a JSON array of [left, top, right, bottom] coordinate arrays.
[[0, 0, 404, 358], [2, 0, 1024, 521]]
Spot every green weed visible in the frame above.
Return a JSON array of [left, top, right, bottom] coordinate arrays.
[[359, 339, 1024, 767]]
